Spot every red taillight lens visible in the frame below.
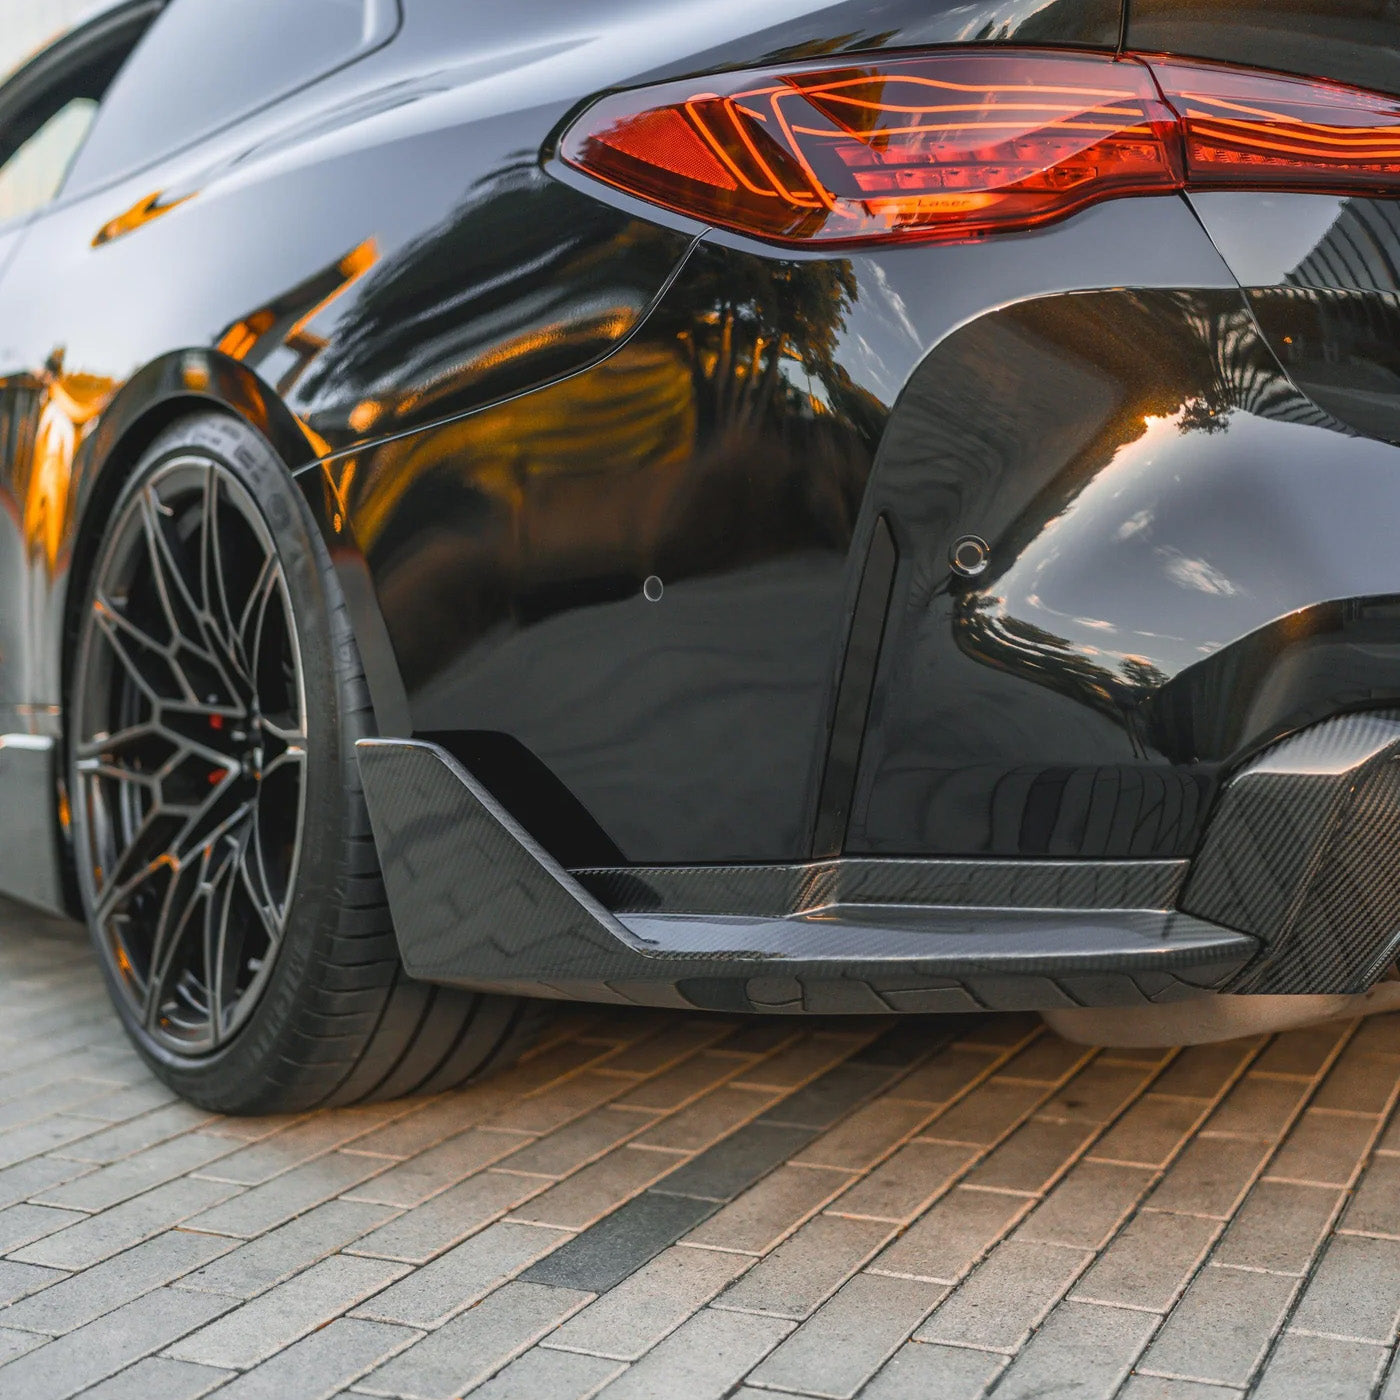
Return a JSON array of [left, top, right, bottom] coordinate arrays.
[[1150, 58, 1400, 195], [561, 51, 1183, 246], [560, 48, 1400, 247]]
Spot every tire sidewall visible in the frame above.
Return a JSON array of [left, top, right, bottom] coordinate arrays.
[[69, 412, 360, 1109]]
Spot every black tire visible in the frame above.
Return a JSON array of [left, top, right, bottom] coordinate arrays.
[[67, 412, 541, 1114]]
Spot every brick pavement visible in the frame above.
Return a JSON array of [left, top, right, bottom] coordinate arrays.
[[3, 898, 1400, 1399]]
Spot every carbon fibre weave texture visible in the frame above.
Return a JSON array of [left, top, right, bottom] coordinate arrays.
[[1182, 711, 1400, 993], [358, 739, 1253, 1014], [577, 858, 1186, 917]]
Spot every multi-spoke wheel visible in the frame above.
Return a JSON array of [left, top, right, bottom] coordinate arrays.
[[70, 413, 541, 1113]]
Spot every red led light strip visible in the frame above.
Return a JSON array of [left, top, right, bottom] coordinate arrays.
[[560, 49, 1400, 246]]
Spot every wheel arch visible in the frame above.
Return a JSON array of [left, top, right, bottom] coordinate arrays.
[[52, 349, 324, 911]]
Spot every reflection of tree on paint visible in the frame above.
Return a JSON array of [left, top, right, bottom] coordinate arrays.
[[292, 160, 685, 446], [951, 290, 1343, 723], [346, 241, 881, 693]]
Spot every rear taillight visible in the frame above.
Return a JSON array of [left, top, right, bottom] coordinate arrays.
[[1151, 59, 1400, 194], [558, 49, 1400, 247]]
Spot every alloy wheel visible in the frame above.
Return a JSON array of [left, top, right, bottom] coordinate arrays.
[[72, 457, 308, 1055]]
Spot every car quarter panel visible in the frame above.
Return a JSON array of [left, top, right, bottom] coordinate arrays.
[[0, 0, 1123, 720], [334, 193, 1355, 868]]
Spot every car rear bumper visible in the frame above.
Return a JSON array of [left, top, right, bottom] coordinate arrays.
[[357, 737, 1257, 1013], [359, 710, 1400, 1010]]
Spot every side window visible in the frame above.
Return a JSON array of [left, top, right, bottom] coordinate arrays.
[[0, 2, 161, 226], [62, 0, 400, 199], [0, 100, 97, 223]]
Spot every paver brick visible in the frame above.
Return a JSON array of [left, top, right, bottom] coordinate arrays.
[[180, 1153, 382, 1239], [870, 1185, 1033, 1283], [1117, 1378, 1245, 1400], [1139, 1264, 1298, 1386], [682, 1164, 851, 1253], [67, 1079, 184, 1123], [79, 1356, 230, 1399], [199, 1111, 405, 1186], [609, 1057, 745, 1114], [1015, 1160, 1155, 1249], [0, 1114, 117, 1169], [1214, 1180, 1341, 1274], [1036, 1060, 1154, 1123], [545, 1245, 750, 1360], [488, 1071, 638, 1134], [11, 1176, 242, 1270], [746, 1270, 945, 1399], [1268, 1108, 1379, 1187], [716, 1213, 894, 1319], [591, 1306, 792, 1400], [993, 1036, 1094, 1084], [884, 1046, 1001, 1105], [0, 1228, 235, 1333], [345, 1168, 547, 1265], [993, 1298, 1158, 1400], [1146, 1134, 1275, 1219], [860, 1339, 1006, 1400], [345, 1127, 531, 1208], [34, 1132, 237, 1211], [1340, 1151, 1400, 1237], [50, 1103, 213, 1165], [166, 1253, 410, 1369], [650, 1123, 816, 1203], [1251, 1330, 1387, 1400], [495, 1110, 654, 1179], [1072, 1210, 1221, 1312], [1253, 1024, 1351, 1078], [0, 1259, 66, 1306], [915, 1239, 1091, 1352], [826, 1139, 976, 1222], [1313, 1049, 1400, 1115], [0, 1324, 45, 1364], [788, 1097, 932, 1172], [353, 1220, 571, 1328], [730, 1037, 865, 1091], [1203, 1074, 1312, 1140], [0, 1285, 235, 1400], [1152, 1041, 1261, 1099], [964, 1117, 1097, 1194], [359, 1280, 592, 1399], [920, 1078, 1048, 1145], [0, 1154, 95, 1210], [1090, 1094, 1213, 1168], [757, 1062, 897, 1130], [597, 1023, 734, 1078], [628, 1086, 778, 1153], [0, 1202, 86, 1253], [1289, 1234, 1400, 1343], [521, 1193, 716, 1293], [511, 1146, 683, 1229], [178, 1198, 397, 1298], [471, 1344, 624, 1400], [202, 1316, 420, 1400]]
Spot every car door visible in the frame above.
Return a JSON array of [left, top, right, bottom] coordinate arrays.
[[0, 3, 168, 908], [0, 2, 166, 731]]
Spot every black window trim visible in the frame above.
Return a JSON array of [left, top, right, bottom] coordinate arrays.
[[0, 0, 168, 234], [54, 0, 404, 215]]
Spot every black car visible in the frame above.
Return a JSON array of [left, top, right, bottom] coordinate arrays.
[[4, 0, 1400, 1113]]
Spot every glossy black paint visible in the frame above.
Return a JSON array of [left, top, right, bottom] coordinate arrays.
[[1128, 1, 1400, 95], [0, 0, 1116, 733], [2, 0, 1400, 1007]]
